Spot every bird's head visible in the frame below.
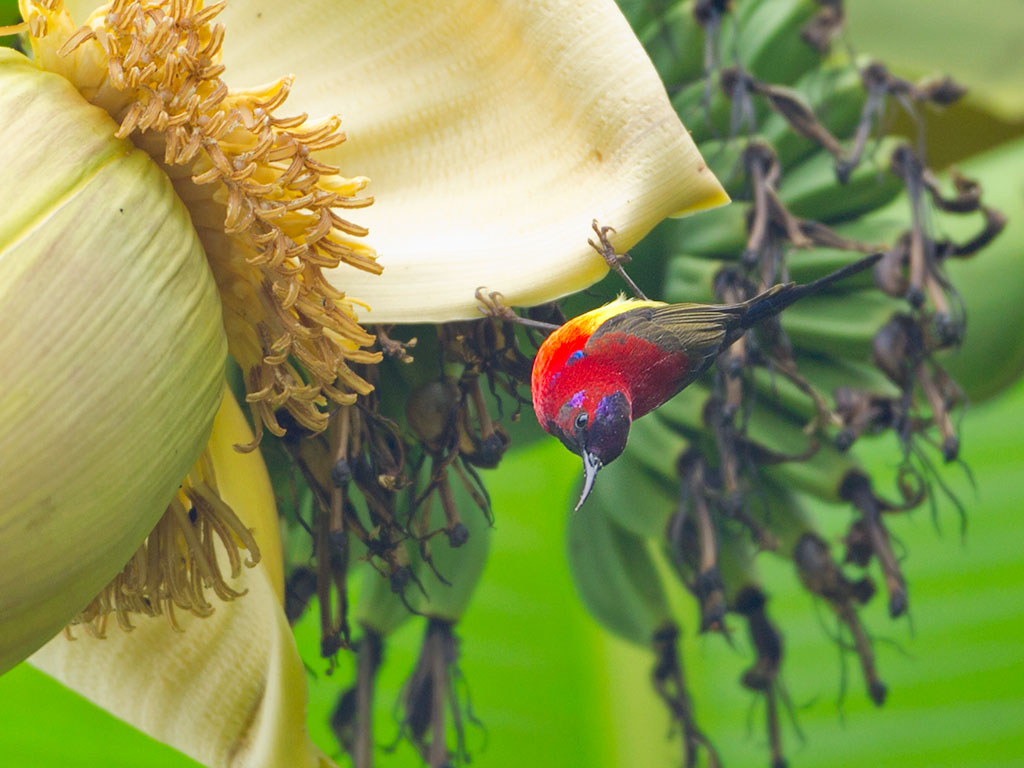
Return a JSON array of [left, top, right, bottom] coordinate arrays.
[[547, 387, 632, 511]]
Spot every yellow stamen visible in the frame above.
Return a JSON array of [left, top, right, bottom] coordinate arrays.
[[68, 448, 261, 636], [23, 0, 383, 442]]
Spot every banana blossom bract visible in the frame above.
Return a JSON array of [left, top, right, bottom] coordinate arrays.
[[0, 0, 727, 766]]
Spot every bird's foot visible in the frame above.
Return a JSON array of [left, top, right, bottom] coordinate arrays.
[[475, 287, 561, 331], [376, 326, 417, 363], [588, 219, 648, 300]]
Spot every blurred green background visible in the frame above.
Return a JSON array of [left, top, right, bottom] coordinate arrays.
[[2, 0, 1024, 766]]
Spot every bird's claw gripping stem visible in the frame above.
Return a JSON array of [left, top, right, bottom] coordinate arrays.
[[588, 219, 648, 301], [475, 287, 561, 331]]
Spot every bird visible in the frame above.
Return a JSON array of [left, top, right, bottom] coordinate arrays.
[[531, 252, 882, 511]]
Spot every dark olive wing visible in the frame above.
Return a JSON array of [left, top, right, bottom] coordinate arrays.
[[586, 302, 747, 387], [589, 302, 741, 352]]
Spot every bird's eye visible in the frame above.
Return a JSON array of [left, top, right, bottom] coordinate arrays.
[[574, 412, 588, 430]]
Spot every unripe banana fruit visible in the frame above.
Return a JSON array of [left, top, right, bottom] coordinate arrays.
[[934, 138, 1024, 400], [568, 503, 672, 647], [0, 51, 226, 673]]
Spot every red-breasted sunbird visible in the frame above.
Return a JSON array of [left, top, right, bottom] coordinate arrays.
[[531, 252, 882, 511]]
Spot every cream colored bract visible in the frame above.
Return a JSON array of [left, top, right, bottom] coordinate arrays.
[[215, 0, 728, 322]]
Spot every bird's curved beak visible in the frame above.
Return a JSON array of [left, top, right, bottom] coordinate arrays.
[[574, 451, 602, 512]]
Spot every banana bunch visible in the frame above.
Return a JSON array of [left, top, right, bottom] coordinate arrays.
[[265, 350, 502, 767], [565, 0, 1020, 764], [330, 440, 492, 768]]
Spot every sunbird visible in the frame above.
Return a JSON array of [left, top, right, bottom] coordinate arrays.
[[531, 252, 882, 511]]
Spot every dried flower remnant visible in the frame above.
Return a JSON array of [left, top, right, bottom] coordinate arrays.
[[69, 448, 262, 635]]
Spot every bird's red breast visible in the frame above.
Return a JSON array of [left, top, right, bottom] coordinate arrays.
[[532, 297, 694, 427]]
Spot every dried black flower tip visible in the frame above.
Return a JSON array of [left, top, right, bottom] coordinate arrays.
[[874, 238, 911, 297], [801, 0, 845, 54], [734, 586, 783, 692], [389, 566, 412, 593], [447, 523, 470, 549], [284, 566, 318, 624], [843, 519, 874, 568], [651, 623, 722, 768], [331, 457, 352, 488], [396, 620, 477, 768], [694, 0, 732, 26], [833, 386, 898, 450], [330, 687, 357, 755], [333, 630, 385, 764], [933, 312, 964, 348], [794, 533, 886, 705], [321, 631, 344, 660], [914, 75, 968, 107], [840, 471, 909, 618], [872, 315, 917, 387]]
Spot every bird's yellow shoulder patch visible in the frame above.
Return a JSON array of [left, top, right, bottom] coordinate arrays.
[[574, 295, 667, 334]]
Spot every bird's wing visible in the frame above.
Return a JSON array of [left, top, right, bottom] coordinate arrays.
[[648, 302, 749, 348], [587, 302, 748, 385], [591, 302, 743, 352]]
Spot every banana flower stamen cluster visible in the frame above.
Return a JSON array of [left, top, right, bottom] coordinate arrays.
[[25, 0, 382, 443]]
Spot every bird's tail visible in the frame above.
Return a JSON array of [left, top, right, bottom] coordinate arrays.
[[740, 252, 882, 330]]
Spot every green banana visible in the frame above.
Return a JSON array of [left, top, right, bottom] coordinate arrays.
[[592, 416, 683, 538], [672, 77, 744, 144], [568, 499, 673, 647], [665, 203, 750, 258], [662, 253, 724, 303], [761, 443, 857, 506], [354, 556, 415, 638], [785, 247, 887, 287], [665, 242, 885, 296], [748, 354, 899, 424], [636, 0, 705, 88], [615, 0, 676, 34], [780, 288, 900, 359], [781, 136, 905, 221], [732, 0, 821, 85], [654, 385, 859, 503], [741, 483, 819, 559]]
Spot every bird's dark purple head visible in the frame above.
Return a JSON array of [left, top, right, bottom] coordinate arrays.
[[570, 390, 632, 511], [586, 391, 631, 466]]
